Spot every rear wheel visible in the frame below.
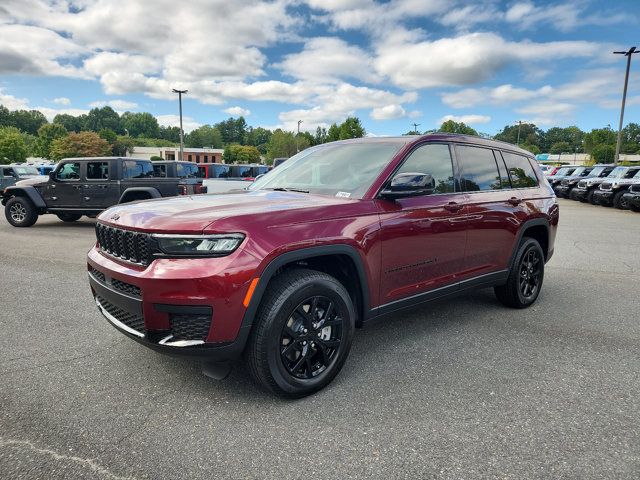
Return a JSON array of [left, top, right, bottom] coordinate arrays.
[[245, 269, 355, 397], [56, 212, 83, 222], [613, 191, 629, 210], [5, 197, 38, 227], [587, 189, 597, 205], [495, 238, 545, 309]]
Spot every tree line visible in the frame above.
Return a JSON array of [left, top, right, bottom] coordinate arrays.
[[0, 103, 637, 165], [0, 104, 367, 164]]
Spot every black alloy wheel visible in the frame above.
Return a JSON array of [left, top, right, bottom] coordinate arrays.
[[518, 248, 542, 300], [279, 295, 344, 379]]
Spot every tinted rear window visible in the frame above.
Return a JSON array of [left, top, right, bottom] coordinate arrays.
[[456, 145, 502, 191], [501, 152, 539, 188]]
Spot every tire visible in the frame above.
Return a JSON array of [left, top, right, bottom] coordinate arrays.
[[56, 212, 83, 222], [587, 189, 597, 205], [494, 238, 545, 309], [245, 268, 355, 398], [630, 204, 640, 213], [613, 191, 629, 210], [5, 196, 38, 227]]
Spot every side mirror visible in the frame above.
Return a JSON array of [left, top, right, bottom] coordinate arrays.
[[381, 172, 435, 199], [49, 171, 56, 180]]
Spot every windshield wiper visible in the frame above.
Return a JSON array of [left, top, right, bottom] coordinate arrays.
[[266, 187, 310, 193]]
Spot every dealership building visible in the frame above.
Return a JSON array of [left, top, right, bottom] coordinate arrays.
[[128, 146, 224, 163]]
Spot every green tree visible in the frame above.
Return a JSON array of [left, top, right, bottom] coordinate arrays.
[[438, 120, 478, 135], [235, 145, 261, 164], [314, 126, 327, 144], [98, 128, 118, 145], [0, 105, 11, 127], [338, 117, 365, 139], [35, 123, 68, 158], [215, 117, 248, 145], [0, 126, 28, 164], [223, 144, 242, 163], [112, 136, 135, 156], [186, 125, 223, 148], [49, 131, 112, 161], [543, 126, 584, 152], [53, 113, 84, 132], [621, 123, 640, 154], [85, 106, 122, 134], [246, 127, 272, 154], [266, 129, 308, 160], [590, 144, 616, 163], [159, 125, 181, 143], [9, 109, 48, 135], [121, 112, 160, 138], [327, 123, 340, 142], [583, 128, 616, 154], [494, 123, 543, 149], [549, 141, 572, 155]]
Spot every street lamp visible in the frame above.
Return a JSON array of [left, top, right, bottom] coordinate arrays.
[[172, 88, 188, 161], [613, 47, 639, 165], [296, 120, 303, 153], [516, 120, 523, 145]]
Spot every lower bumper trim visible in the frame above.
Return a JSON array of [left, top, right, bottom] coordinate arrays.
[[96, 297, 144, 338]]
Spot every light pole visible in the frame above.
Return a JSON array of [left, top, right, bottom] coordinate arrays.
[[297, 120, 303, 153], [516, 120, 523, 146], [412, 122, 421, 134], [172, 88, 188, 161], [613, 47, 638, 165]]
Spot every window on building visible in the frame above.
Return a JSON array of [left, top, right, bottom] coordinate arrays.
[[188, 154, 192, 161]]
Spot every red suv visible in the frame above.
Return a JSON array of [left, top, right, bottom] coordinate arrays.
[[87, 135, 558, 397]]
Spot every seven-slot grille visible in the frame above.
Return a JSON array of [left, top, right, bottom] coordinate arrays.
[[600, 182, 613, 191], [630, 184, 640, 193], [578, 180, 587, 188], [95, 223, 151, 265]]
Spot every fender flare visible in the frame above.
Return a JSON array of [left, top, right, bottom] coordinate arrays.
[[2, 186, 46, 209], [240, 244, 372, 331], [508, 218, 550, 269], [118, 187, 161, 204]]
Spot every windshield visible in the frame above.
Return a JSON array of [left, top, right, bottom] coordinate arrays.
[[555, 167, 573, 176], [588, 166, 606, 177], [571, 167, 587, 176], [14, 166, 39, 176], [626, 169, 640, 179], [608, 167, 627, 178], [250, 141, 408, 199]]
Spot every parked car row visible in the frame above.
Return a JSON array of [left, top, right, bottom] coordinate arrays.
[[546, 163, 640, 211], [197, 163, 270, 193]]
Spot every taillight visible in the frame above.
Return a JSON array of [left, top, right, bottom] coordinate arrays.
[[243, 177, 255, 182], [194, 184, 207, 194], [179, 185, 188, 195]]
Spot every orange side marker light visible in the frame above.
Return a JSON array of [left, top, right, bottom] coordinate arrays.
[[243, 278, 260, 308]]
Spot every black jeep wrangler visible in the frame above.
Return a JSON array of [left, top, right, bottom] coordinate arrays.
[[2, 157, 183, 227], [152, 161, 207, 195]]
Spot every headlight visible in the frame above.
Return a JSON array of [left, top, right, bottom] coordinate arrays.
[[153, 233, 244, 256]]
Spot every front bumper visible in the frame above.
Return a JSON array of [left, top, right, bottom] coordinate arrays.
[[554, 185, 575, 197], [592, 189, 614, 205], [570, 187, 589, 200], [87, 245, 258, 360]]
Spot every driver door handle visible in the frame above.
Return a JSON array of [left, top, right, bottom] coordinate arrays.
[[444, 201, 463, 212]]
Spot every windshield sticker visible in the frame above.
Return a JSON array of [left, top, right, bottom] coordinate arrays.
[[336, 191, 351, 198]]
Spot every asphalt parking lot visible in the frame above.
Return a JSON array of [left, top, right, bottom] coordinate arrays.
[[1, 199, 639, 479]]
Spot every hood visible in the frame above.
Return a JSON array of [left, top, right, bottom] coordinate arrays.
[[14, 175, 48, 187], [98, 189, 357, 233]]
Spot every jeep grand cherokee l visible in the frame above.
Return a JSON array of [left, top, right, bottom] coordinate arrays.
[[87, 135, 558, 397]]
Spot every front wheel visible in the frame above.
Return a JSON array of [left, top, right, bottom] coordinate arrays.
[[56, 212, 83, 222], [245, 269, 355, 397], [5, 197, 38, 227], [495, 238, 545, 309], [587, 189, 597, 205]]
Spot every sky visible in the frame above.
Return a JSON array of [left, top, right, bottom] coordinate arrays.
[[0, 0, 638, 136]]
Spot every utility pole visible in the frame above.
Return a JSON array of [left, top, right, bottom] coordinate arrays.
[[516, 120, 523, 146], [297, 120, 303, 153], [613, 47, 638, 165], [172, 88, 188, 161], [412, 123, 420, 134]]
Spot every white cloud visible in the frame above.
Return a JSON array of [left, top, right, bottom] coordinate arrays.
[[438, 114, 491, 125], [52, 97, 71, 105], [89, 99, 139, 110], [223, 106, 251, 117], [155, 114, 202, 133], [442, 84, 554, 108], [0, 88, 30, 110], [277, 37, 380, 84], [370, 104, 407, 120], [374, 32, 600, 89]]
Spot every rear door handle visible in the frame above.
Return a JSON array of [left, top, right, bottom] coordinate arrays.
[[507, 197, 521, 206], [444, 202, 463, 212]]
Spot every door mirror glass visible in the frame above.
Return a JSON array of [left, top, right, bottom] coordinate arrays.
[[381, 173, 435, 199]]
